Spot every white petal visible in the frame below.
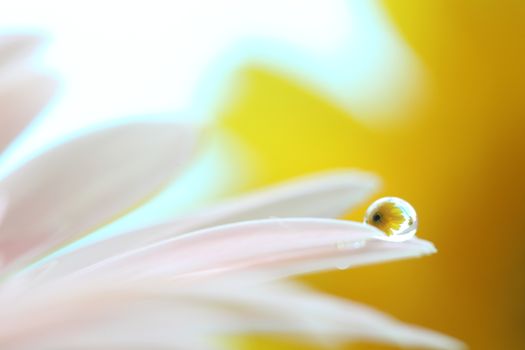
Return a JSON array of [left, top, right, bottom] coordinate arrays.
[[0, 71, 57, 153], [0, 196, 7, 226], [246, 237, 438, 282], [23, 170, 378, 281], [65, 219, 435, 282], [0, 35, 54, 153], [0, 35, 41, 72], [183, 169, 379, 221], [0, 277, 464, 350], [0, 121, 198, 275]]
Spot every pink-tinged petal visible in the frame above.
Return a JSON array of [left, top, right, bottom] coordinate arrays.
[[0, 35, 41, 71], [170, 237, 438, 284], [23, 170, 378, 281], [222, 281, 465, 350], [0, 277, 464, 350], [0, 121, 198, 276], [65, 218, 431, 281], [248, 237, 437, 282], [0, 196, 7, 226], [184, 169, 379, 221], [0, 71, 57, 153], [0, 278, 222, 350]]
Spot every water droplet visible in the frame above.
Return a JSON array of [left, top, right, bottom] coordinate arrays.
[[336, 263, 349, 270], [351, 240, 366, 249], [336, 240, 366, 251], [364, 197, 418, 242], [335, 240, 366, 269], [336, 241, 348, 250]]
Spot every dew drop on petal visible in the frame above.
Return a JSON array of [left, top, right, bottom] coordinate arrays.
[[336, 240, 366, 251], [336, 241, 347, 250], [335, 240, 366, 269], [350, 240, 366, 249], [364, 197, 418, 242], [336, 263, 349, 270]]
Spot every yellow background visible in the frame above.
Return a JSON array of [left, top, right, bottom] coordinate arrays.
[[217, 1, 525, 349]]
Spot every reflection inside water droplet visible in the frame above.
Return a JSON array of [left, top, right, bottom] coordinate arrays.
[[364, 197, 418, 242]]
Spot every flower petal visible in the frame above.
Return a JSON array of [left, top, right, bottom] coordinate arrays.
[[0, 35, 55, 153], [0, 35, 41, 71], [65, 218, 435, 282], [0, 121, 198, 275], [0, 71, 57, 153], [0, 277, 464, 350], [185, 169, 379, 221], [23, 170, 378, 281], [172, 237, 438, 284]]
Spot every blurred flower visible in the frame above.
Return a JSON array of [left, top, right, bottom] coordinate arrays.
[[0, 35, 462, 349], [0, 140, 461, 350]]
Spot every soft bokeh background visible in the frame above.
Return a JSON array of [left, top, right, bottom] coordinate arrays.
[[1, 1, 524, 349]]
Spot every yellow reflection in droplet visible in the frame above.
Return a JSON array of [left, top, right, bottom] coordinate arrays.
[[364, 197, 417, 241]]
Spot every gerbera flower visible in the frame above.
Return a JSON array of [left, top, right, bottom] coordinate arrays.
[[0, 35, 463, 349]]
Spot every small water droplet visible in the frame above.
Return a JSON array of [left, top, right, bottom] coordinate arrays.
[[336, 240, 366, 251], [335, 240, 366, 270], [336, 241, 347, 250], [351, 240, 365, 249], [364, 197, 418, 242], [336, 263, 349, 270]]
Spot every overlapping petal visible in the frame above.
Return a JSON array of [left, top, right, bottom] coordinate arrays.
[[0, 115, 461, 349], [26, 170, 378, 281], [0, 277, 463, 350], [59, 219, 435, 285], [0, 121, 198, 276]]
